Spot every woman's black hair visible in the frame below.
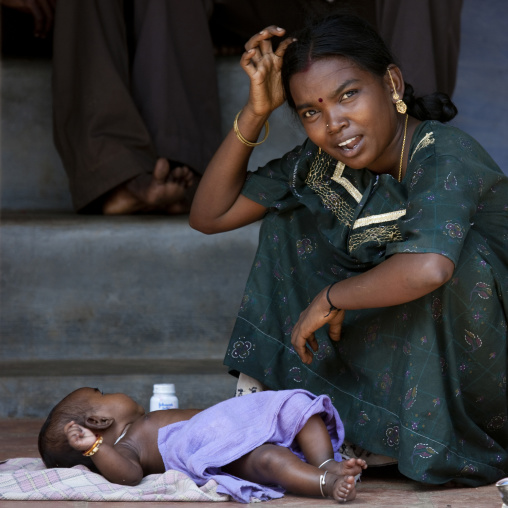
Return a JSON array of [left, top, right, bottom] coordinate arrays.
[[281, 14, 457, 122]]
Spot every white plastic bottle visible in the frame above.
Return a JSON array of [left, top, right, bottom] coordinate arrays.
[[150, 383, 179, 411]]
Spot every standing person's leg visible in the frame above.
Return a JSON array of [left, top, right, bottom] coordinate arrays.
[[52, 0, 156, 212], [131, 0, 222, 178], [376, 0, 463, 97], [53, 0, 198, 214]]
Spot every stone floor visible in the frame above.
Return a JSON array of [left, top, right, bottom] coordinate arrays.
[[0, 420, 503, 508]]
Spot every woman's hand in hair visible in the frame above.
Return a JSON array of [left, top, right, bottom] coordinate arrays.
[[240, 25, 296, 117]]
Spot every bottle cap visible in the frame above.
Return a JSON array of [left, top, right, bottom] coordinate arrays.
[[153, 383, 175, 394]]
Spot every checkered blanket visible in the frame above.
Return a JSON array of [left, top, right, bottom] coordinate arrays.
[[0, 458, 230, 502]]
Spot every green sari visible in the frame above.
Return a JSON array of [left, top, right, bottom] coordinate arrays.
[[225, 120, 508, 486]]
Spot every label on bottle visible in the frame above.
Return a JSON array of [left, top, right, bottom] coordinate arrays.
[[150, 395, 179, 412], [158, 401, 177, 410]]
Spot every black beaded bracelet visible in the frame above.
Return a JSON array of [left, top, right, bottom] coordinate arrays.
[[324, 281, 340, 317]]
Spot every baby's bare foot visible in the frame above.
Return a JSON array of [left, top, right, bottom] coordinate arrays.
[[323, 472, 357, 502], [323, 457, 367, 478]]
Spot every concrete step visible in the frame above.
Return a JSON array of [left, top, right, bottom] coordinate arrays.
[[1, 213, 258, 360], [0, 213, 259, 416]]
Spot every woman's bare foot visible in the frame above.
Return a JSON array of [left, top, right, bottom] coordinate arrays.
[[323, 472, 357, 502], [102, 158, 196, 215]]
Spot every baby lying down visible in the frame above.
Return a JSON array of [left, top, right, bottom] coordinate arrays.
[[38, 388, 366, 503]]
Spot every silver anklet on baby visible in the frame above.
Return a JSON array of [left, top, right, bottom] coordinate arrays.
[[319, 470, 328, 497], [318, 458, 334, 469]]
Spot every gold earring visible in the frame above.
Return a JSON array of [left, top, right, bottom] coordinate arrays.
[[387, 67, 407, 114]]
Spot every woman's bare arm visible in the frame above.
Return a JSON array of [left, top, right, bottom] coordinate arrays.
[[189, 107, 269, 234], [189, 26, 295, 234]]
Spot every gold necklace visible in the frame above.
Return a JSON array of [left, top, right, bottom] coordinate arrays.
[[398, 114, 408, 182]]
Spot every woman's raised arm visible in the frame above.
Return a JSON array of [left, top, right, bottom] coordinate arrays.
[[189, 27, 295, 234]]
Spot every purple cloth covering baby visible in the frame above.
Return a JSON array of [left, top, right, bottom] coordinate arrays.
[[158, 389, 345, 503]]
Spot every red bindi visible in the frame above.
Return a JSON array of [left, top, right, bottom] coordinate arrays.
[[318, 98, 323, 102]]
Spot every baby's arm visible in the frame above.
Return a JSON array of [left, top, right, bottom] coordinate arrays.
[[64, 421, 97, 451], [65, 422, 144, 486]]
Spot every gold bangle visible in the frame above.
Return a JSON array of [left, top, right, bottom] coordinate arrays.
[[233, 109, 269, 147], [83, 435, 103, 456]]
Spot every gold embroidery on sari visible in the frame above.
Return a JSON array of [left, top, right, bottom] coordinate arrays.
[[307, 150, 405, 251], [306, 151, 357, 226], [349, 225, 403, 252], [353, 209, 406, 229], [410, 132, 435, 162], [331, 161, 363, 203]]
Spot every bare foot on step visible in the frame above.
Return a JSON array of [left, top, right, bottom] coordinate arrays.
[[102, 158, 196, 215]]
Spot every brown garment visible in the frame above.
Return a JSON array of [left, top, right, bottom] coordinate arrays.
[[376, 0, 463, 96]]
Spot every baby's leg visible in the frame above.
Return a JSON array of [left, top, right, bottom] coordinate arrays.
[[222, 443, 357, 502], [296, 415, 367, 477]]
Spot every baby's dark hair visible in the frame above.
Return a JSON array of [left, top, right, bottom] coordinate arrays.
[[281, 14, 457, 122], [38, 389, 99, 472]]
